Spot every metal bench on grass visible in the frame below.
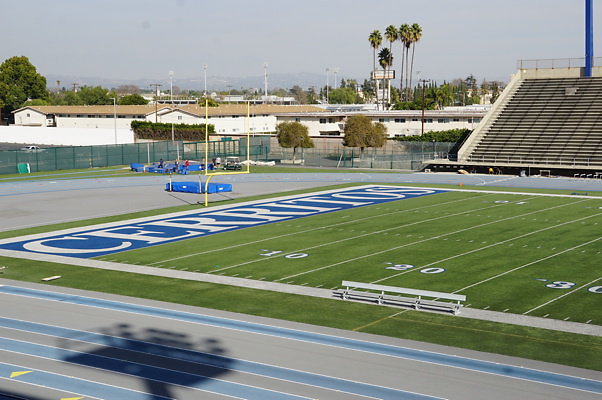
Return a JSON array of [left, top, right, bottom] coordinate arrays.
[[335, 280, 466, 314]]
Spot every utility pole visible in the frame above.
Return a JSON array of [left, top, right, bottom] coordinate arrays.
[[71, 83, 79, 92], [150, 83, 162, 123]]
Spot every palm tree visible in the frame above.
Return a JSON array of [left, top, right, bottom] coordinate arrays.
[[408, 23, 423, 96], [398, 24, 412, 101], [384, 25, 398, 106], [368, 30, 382, 109], [378, 48, 393, 108]]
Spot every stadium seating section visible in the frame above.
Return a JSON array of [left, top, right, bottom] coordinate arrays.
[[466, 77, 602, 168]]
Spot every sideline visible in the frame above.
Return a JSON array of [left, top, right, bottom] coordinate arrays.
[[0, 250, 599, 337]]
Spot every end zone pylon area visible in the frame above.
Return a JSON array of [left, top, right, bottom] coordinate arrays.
[[202, 100, 251, 206]]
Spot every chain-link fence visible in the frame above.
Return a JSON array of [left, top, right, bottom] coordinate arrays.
[[266, 140, 455, 170], [1, 137, 453, 175]]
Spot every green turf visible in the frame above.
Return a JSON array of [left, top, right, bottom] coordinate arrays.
[[99, 189, 602, 325], [1, 181, 601, 371], [1, 256, 600, 371]]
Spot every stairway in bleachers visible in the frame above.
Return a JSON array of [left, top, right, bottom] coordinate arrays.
[[466, 77, 602, 167]]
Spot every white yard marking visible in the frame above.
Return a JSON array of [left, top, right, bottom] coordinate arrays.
[[370, 203, 598, 285], [523, 277, 602, 315], [232, 196, 546, 279], [452, 238, 602, 296], [149, 192, 491, 265]]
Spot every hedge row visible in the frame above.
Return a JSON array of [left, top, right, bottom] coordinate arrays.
[[131, 121, 215, 141], [396, 128, 471, 143]]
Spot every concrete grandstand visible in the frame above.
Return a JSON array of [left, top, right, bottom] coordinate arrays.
[[428, 62, 602, 177]]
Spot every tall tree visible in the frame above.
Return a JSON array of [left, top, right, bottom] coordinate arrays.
[[378, 48, 393, 108], [384, 25, 399, 108], [77, 86, 113, 105], [368, 30, 382, 109], [276, 121, 314, 163], [343, 114, 388, 155], [119, 93, 148, 105], [408, 23, 422, 94], [398, 24, 412, 99], [0, 56, 49, 118]]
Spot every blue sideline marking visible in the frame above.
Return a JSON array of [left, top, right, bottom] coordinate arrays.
[[0, 285, 600, 395], [0, 185, 445, 258], [0, 317, 435, 400], [0, 360, 169, 400]]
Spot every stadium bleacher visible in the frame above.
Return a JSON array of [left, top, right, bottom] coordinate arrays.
[[466, 77, 602, 167], [429, 68, 602, 176]]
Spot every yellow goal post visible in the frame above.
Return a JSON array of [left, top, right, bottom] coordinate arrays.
[[202, 99, 251, 206]]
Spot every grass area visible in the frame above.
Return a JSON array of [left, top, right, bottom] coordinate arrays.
[[1, 176, 601, 371], [0, 256, 600, 371], [95, 189, 601, 324]]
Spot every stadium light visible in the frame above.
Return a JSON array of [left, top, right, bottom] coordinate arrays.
[[109, 96, 117, 144]]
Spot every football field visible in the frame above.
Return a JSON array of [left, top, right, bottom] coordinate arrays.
[[94, 186, 602, 325]]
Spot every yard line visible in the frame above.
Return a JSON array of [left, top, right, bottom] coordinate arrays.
[[149, 192, 492, 265], [275, 199, 591, 282], [213, 195, 539, 275], [523, 276, 602, 315], [451, 237, 602, 295], [372, 208, 599, 285]]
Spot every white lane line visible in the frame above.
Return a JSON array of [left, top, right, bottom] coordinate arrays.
[[150, 192, 492, 265], [372, 208, 599, 285], [279, 198, 591, 283], [524, 277, 602, 315], [453, 238, 602, 296], [218, 195, 538, 276]]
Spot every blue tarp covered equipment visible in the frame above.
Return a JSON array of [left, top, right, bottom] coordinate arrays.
[[166, 181, 232, 194]]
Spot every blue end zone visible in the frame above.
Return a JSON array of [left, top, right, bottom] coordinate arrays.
[[0, 186, 447, 258]]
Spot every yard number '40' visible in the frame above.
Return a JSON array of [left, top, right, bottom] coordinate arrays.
[[260, 250, 309, 259]]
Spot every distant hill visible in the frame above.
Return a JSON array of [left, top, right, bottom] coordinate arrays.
[[45, 72, 351, 92]]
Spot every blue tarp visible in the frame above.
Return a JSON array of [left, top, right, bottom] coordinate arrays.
[[165, 181, 232, 194]]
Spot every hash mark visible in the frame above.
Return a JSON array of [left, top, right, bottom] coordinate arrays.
[[563, 317, 570, 321], [543, 314, 549, 318], [586, 320, 592, 324]]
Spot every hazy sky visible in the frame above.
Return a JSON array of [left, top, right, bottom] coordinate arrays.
[[2, 0, 600, 84]]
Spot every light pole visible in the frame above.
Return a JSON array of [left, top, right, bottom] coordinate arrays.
[[263, 62, 268, 98], [420, 79, 430, 136], [203, 64, 208, 97], [332, 67, 339, 89], [325, 68, 330, 104], [109, 97, 117, 144], [169, 70, 179, 160]]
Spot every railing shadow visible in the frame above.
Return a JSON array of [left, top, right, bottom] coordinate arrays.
[[57, 323, 234, 399]]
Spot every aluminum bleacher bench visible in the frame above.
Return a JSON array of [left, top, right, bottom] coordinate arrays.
[[334, 280, 466, 314]]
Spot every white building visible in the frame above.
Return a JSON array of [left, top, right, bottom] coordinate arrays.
[[9, 104, 488, 144]]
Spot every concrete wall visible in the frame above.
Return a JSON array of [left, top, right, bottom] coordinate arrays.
[[0, 126, 134, 146]]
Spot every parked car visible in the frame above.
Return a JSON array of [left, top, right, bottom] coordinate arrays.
[[223, 156, 242, 170], [20, 145, 43, 152]]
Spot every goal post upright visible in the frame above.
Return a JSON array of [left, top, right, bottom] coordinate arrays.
[[203, 100, 251, 206]]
